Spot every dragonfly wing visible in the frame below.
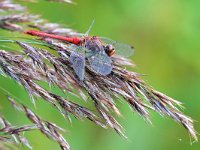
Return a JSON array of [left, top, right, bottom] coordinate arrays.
[[100, 37, 134, 57], [88, 51, 112, 75], [70, 46, 86, 80], [85, 20, 95, 36]]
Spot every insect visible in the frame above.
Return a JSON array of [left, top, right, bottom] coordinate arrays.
[[25, 21, 134, 80]]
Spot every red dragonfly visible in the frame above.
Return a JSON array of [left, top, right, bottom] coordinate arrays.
[[25, 22, 134, 80]]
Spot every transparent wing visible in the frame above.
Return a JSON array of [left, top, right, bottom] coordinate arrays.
[[69, 46, 86, 80], [88, 51, 112, 75], [100, 37, 134, 57], [85, 19, 95, 36]]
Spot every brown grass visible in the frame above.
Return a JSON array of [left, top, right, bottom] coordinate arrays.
[[0, 0, 198, 149]]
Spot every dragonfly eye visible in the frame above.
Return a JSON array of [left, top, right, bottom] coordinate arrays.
[[105, 44, 115, 56], [105, 44, 114, 51]]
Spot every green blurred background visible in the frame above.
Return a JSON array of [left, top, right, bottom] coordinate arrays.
[[0, 0, 200, 149]]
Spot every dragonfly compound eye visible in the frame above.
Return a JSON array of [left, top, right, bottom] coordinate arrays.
[[105, 44, 115, 56]]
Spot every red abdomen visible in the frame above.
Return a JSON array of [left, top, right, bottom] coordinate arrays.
[[25, 30, 81, 45]]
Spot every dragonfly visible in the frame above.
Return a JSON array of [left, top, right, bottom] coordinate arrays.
[[25, 21, 134, 80]]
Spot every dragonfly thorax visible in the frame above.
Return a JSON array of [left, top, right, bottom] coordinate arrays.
[[84, 36, 115, 57], [84, 36, 103, 53]]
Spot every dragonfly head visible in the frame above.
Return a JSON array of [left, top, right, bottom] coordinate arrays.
[[104, 44, 115, 57]]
